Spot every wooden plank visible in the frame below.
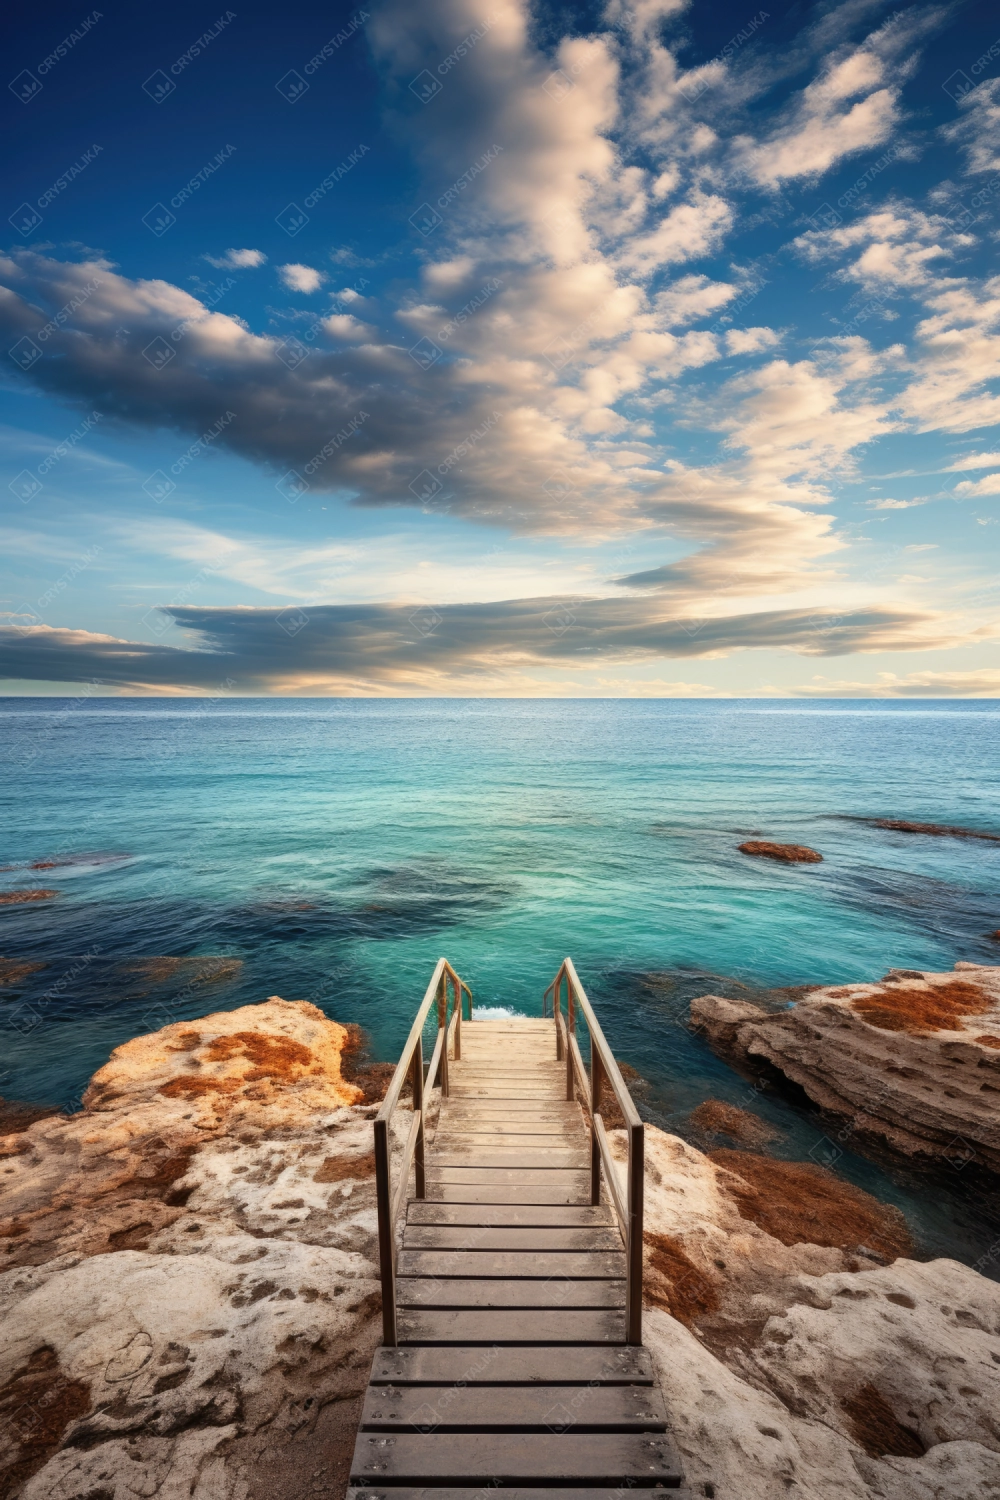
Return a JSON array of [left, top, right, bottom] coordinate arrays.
[[368, 1344, 655, 1385], [359, 1383, 668, 1431], [431, 1128, 578, 1140], [426, 1183, 589, 1205], [396, 1308, 626, 1345], [350, 1431, 682, 1483], [448, 1088, 560, 1099], [433, 1120, 582, 1137], [407, 1202, 615, 1228], [397, 1250, 626, 1279], [439, 1100, 579, 1114], [348, 1489, 692, 1500], [404, 1226, 623, 1251], [427, 1168, 590, 1185], [430, 1150, 589, 1169], [396, 1279, 626, 1309]]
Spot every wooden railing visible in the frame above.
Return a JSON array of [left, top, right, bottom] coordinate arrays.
[[543, 957, 644, 1344], [373, 956, 472, 1345]]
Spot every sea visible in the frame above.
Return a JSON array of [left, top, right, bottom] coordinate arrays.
[[2, 697, 999, 1272]]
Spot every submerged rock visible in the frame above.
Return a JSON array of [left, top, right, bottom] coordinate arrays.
[[873, 818, 1000, 843], [738, 840, 823, 863], [0, 892, 59, 905], [691, 962, 1000, 1174]]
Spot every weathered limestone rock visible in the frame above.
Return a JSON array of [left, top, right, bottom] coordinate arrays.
[[3, 999, 999, 1500], [0, 998, 401, 1500], [691, 963, 1000, 1174], [629, 1126, 1000, 1499]]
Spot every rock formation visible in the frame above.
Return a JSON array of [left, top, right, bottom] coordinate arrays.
[[0, 998, 396, 1500], [631, 1127, 1000, 1499], [2, 998, 999, 1499], [691, 962, 1000, 1175], [738, 841, 823, 863]]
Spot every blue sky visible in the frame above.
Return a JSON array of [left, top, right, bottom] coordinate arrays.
[[2, 0, 999, 695]]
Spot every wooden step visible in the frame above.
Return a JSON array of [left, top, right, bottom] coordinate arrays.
[[404, 1226, 622, 1251], [407, 1202, 614, 1228], [359, 1383, 668, 1431], [397, 1250, 625, 1279], [396, 1308, 626, 1345], [349, 1489, 691, 1500], [427, 1167, 589, 1186], [349, 1430, 682, 1484], [430, 1150, 589, 1169], [369, 1345, 655, 1385], [426, 1183, 590, 1205], [396, 1279, 625, 1309], [432, 1120, 581, 1137]]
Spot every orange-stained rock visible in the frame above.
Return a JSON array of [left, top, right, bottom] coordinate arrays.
[[691, 963, 1000, 1174], [739, 840, 823, 863]]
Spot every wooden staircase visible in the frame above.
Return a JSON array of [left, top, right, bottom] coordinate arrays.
[[348, 960, 689, 1498]]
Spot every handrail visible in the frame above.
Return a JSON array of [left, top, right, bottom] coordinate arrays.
[[543, 957, 644, 1344], [373, 956, 471, 1346]]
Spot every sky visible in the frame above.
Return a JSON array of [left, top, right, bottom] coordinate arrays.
[[1, 0, 999, 697]]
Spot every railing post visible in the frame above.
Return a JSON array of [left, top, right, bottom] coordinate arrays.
[[625, 1118, 644, 1345], [554, 973, 564, 1061], [453, 971, 462, 1061], [373, 1115, 396, 1345], [566, 973, 575, 1102], [590, 1047, 603, 1206], [411, 1034, 425, 1200], [437, 971, 449, 1098]]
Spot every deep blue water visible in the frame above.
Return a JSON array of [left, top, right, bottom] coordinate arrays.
[[2, 698, 999, 1270]]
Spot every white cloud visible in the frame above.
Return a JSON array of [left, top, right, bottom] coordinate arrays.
[[943, 77, 1000, 176], [203, 248, 267, 269], [739, 47, 900, 188], [795, 668, 1000, 697], [278, 263, 326, 293]]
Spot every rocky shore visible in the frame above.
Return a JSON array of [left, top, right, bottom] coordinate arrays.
[[1, 997, 999, 1499], [691, 962, 1000, 1176]]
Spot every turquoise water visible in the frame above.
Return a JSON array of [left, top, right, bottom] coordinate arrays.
[[2, 698, 999, 1269]]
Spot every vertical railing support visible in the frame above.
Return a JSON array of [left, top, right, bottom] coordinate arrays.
[[437, 970, 449, 1098], [554, 972, 564, 1061], [373, 1115, 396, 1346], [411, 1034, 425, 1200], [453, 970, 462, 1061], [565, 973, 575, 1101], [590, 1047, 604, 1206], [626, 1117, 644, 1345]]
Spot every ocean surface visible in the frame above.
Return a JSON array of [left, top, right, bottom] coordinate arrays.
[[2, 697, 999, 1272]]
